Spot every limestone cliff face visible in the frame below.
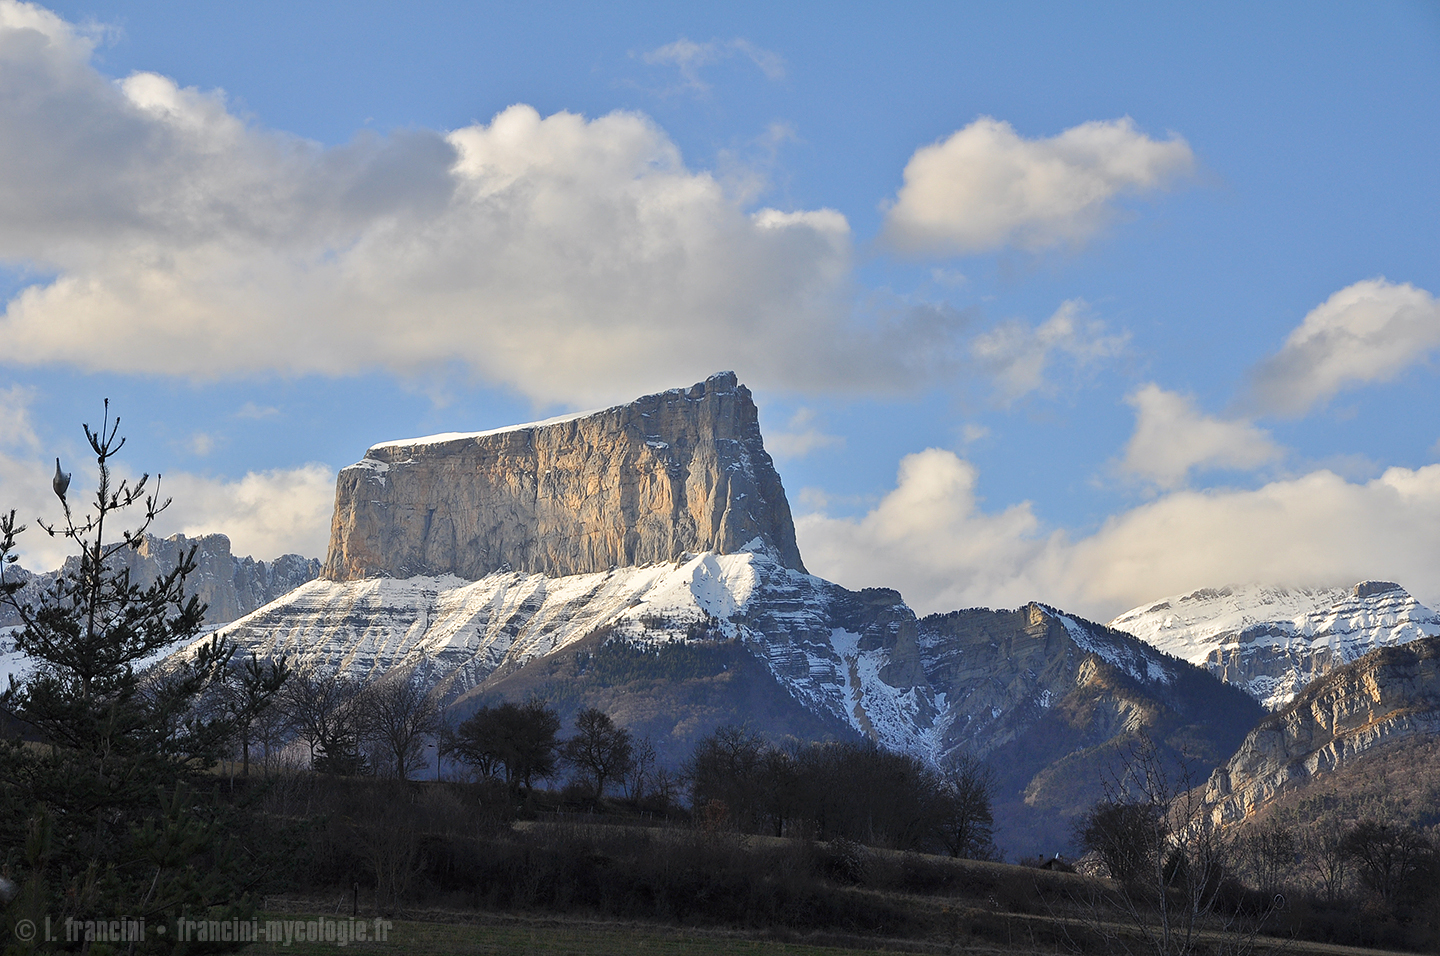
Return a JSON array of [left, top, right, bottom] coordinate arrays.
[[1201, 636, 1440, 826], [322, 372, 805, 582]]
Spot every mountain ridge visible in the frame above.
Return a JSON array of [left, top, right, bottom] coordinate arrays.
[[1109, 581, 1440, 708]]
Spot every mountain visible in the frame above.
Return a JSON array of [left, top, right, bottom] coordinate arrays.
[[1109, 582, 1440, 709], [1200, 635, 1440, 828], [323, 371, 805, 581], [1, 533, 320, 682], [209, 372, 1259, 856]]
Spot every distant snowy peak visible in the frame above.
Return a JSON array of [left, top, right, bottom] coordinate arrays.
[[1109, 582, 1440, 709]]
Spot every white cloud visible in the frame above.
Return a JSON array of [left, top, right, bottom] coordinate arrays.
[[155, 464, 336, 561], [641, 37, 785, 92], [234, 401, 279, 420], [0, 384, 64, 568], [1248, 278, 1440, 416], [970, 300, 1128, 403], [797, 449, 1440, 620], [1121, 384, 1283, 488], [882, 116, 1195, 256], [795, 449, 1047, 614], [186, 431, 217, 456], [0, 7, 969, 407], [765, 407, 844, 459]]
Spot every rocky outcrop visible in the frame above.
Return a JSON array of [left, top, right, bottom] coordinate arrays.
[[1110, 581, 1440, 709], [1200, 636, 1440, 826], [0, 532, 320, 630], [322, 372, 805, 582]]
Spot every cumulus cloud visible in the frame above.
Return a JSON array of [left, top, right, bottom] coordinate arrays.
[[0, 385, 57, 567], [1247, 278, 1440, 416], [795, 449, 1047, 613], [0, 384, 40, 451], [0, 5, 965, 407], [1121, 384, 1283, 488], [971, 300, 1129, 403], [882, 116, 1194, 256], [156, 464, 336, 562], [797, 450, 1440, 620]]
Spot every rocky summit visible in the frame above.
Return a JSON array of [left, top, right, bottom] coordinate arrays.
[[322, 372, 805, 582], [1, 532, 320, 684], [0, 532, 319, 631]]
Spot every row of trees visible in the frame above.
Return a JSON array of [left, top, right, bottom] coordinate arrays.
[[449, 700, 661, 803], [234, 669, 443, 780], [1077, 761, 1439, 911], [686, 726, 997, 858], [441, 706, 1000, 859]]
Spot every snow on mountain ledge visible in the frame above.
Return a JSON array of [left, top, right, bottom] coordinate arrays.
[[1109, 582, 1440, 708]]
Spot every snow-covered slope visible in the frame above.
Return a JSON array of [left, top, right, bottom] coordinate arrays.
[[207, 547, 949, 758], [1109, 582, 1440, 709]]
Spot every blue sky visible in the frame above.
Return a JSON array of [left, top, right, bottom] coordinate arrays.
[[1, 1, 1437, 620]]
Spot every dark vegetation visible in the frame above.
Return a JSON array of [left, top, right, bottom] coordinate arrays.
[[1068, 735, 1440, 955], [6, 407, 1440, 955]]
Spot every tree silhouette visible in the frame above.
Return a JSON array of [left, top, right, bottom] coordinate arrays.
[[454, 699, 561, 795], [561, 707, 633, 801]]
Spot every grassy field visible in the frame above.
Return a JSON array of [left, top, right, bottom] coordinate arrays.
[[236, 912, 960, 956], [232, 904, 1417, 956]]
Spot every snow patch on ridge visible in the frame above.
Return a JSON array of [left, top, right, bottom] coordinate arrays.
[[196, 548, 946, 763], [1055, 611, 1174, 686]]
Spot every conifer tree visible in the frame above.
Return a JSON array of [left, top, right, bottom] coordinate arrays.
[[0, 402, 259, 951]]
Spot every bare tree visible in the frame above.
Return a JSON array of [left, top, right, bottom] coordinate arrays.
[[1300, 814, 1348, 904], [219, 653, 292, 776], [357, 674, 441, 780], [251, 693, 297, 774], [282, 668, 364, 770], [1235, 820, 1296, 896], [623, 734, 657, 801], [561, 707, 633, 801], [1341, 819, 1434, 907], [1072, 735, 1273, 956], [937, 752, 997, 860]]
